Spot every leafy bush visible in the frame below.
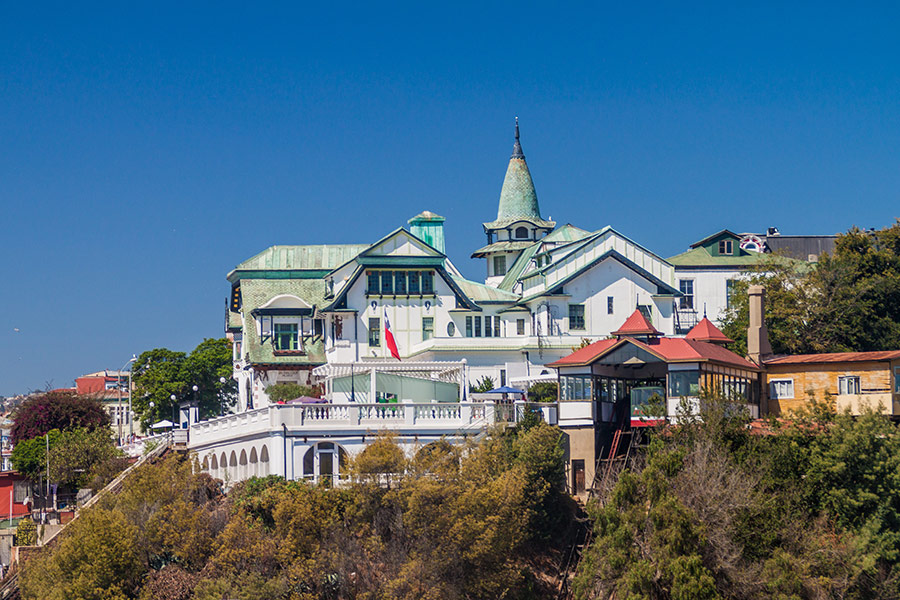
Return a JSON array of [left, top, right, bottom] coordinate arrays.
[[264, 382, 320, 402], [11, 391, 109, 444], [469, 376, 495, 393], [527, 381, 558, 403]]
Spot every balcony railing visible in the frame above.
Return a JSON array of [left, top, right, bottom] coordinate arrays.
[[189, 401, 557, 448]]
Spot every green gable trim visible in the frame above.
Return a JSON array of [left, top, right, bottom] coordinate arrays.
[[227, 269, 331, 283], [356, 256, 446, 267]]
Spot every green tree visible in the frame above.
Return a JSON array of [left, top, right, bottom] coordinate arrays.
[[11, 429, 60, 481], [722, 221, 900, 355], [131, 338, 237, 427], [48, 427, 126, 490]]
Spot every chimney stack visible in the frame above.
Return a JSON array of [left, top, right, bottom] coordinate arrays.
[[747, 285, 772, 365]]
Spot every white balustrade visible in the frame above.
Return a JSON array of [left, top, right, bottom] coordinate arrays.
[[189, 401, 559, 449]]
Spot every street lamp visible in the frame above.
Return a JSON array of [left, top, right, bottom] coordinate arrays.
[[219, 377, 227, 415], [116, 355, 137, 445], [170, 394, 177, 429], [192, 385, 199, 426]]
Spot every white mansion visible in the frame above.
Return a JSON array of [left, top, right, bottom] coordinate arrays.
[[193, 123, 826, 486], [226, 122, 692, 411]]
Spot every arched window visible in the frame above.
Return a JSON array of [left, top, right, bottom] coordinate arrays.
[[515, 226, 529, 239]]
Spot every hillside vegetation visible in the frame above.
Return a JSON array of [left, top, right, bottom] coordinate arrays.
[[21, 421, 574, 600], [575, 396, 900, 600]]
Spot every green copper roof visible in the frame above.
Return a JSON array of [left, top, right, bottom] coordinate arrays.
[[667, 246, 772, 267], [239, 279, 327, 366], [483, 121, 554, 230], [233, 244, 369, 272], [449, 275, 520, 303], [471, 240, 535, 258]]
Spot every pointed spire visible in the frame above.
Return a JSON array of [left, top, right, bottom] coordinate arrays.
[[511, 116, 524, 159]]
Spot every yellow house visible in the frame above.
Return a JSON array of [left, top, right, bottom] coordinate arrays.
[[764, 351, 900, 417]]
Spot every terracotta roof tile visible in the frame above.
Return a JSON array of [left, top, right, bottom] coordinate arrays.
[[686, 317, 733, 344], [765, 351, 900, 365], [612, 309, 661, 336]]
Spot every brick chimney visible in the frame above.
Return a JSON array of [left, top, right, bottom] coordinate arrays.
[[747, 285, 772, 365]]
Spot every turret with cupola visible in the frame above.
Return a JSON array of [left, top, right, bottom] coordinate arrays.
[[472, 119, 555, 287]]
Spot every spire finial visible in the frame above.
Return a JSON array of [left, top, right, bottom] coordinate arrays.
[[511, 117, 524, 159], [703, 302, 708, 318]]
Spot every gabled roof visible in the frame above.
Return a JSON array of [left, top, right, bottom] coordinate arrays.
[[612, 309, 661, 337], [685, 317, 733, 344], [449, 275, 520, 303], [357, 227, 446, 259], [764, 350, 900, 365], [689, 229, 742, 249], [548, 336, 759, 371]]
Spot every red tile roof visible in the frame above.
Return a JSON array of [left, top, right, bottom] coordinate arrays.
[[612, 309, 661, 336], [547, 338, 619, 367], [685, 317, 733, 344], [765, 350, 900, 365], [548, 336, 759, 371]]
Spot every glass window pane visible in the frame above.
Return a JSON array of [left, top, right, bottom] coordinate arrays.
[[395, 271, 407, 294], [381, 271, 393, 294], [408, 271, 420, 294]]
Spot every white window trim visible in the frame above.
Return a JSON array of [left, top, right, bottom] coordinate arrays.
[[770, 378, 794, 400], [838, 375, 861, 395]]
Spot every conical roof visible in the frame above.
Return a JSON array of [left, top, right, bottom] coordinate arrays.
[[685, 317, 733, 345], [484, 119, 555, 230], [612, 309, 661, 337]]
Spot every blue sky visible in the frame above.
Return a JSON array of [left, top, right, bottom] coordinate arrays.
[[2, 2, 899, 395]]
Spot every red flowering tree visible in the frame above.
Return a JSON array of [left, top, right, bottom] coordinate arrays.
[[11, 390, 110, 444]]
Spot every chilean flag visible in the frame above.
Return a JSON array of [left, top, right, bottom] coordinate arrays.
[[384, 310, 401, 360]]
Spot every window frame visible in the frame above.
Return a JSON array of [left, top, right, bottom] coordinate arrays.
[[718, 239, 734, 255], [473, 316, 482, 337], [422, 317, 434, 341], [568, 304, 586, 331], [465, 316, 473, 337], [493, 254, 507, 276], [484, 315, 492, 338], [516, 318, 525, 336], [769, 378, 794, 400], [607, 296, 614, 315], [838, 375, 861, 395], [273, 322, 299, 351], [368, 317, 381, 347], [679, 279, 694, 310]]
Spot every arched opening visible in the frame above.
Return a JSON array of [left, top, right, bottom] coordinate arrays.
[[239, 449, 248, 481], [229, 451, 238, 481], [220, 453, 228, 480], [249, 447, 259, 478], [259, 445, 270, 477], [210, 454, 219, 479], [515, 226, 529, 239]]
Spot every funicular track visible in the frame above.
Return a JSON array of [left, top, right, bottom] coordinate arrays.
[[555, 412, 649, 600]]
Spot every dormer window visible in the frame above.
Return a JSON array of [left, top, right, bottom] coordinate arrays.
[[718, 240, 734, 255], [515, 226, 529, 239], [274, 323, 299, 351]]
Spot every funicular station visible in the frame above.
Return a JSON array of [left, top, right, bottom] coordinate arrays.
[[549, 309, 762, 497]]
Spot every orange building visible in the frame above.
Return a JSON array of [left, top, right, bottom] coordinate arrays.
[[764, 352, 900, 417]]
